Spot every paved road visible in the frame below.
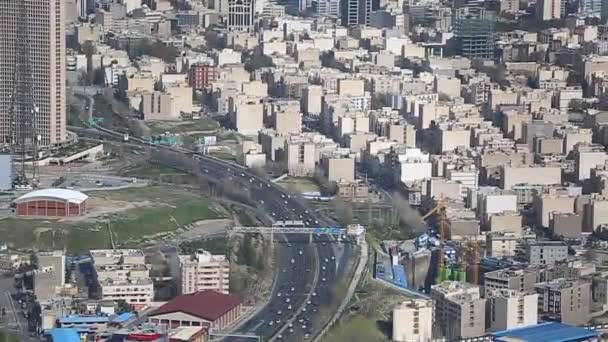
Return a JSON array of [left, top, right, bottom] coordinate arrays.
[[197, 159, 352, 341], [68, 95, 356, 341], [0, 276, 37, 341]]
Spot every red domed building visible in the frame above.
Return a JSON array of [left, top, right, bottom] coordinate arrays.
[[14, 189, 88, 217]]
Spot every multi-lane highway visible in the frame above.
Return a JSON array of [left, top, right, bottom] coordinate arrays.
[[196, 157, 352, 341], [70, 88, 356, 340]]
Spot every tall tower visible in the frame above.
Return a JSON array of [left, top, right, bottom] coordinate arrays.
[[0, 0, 67, 153], [227, 0, 255, 32], [453, 7, 495, 60]]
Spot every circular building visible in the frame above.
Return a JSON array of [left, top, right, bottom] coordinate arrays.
[[14, 189, 88, 217]]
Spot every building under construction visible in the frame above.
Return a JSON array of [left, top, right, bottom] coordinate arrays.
[[453, 7, 495, 60]]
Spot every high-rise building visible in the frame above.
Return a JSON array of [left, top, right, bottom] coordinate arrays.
[[313, 0, 340, 17], [431, 281, 487, 340], [0, 0, 67, 148], [485, 289, 538, 331], [178, 250, 230, 294], [227, 0, 255, 32], [392, 299, 433, 342], [581, 0, 603, 17], [535, 278, 591, 325], [340, 0, 374, 26], [453, 7, 495, 60], [536, 0, 561, 20]]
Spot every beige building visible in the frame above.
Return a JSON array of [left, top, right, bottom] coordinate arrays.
[[323, 155, 355, 182], [533, 191, 575, 228], [0, 0, 67, 147], [486, 232, 521, 257], [392, 299, 433, 342], [388, 123, 416, 147], [536, 0, 561, 21], [100, 278, 154, 306], [535, 278, 591, 325], [285, 137, 316, 177], [431, 281, 486, 340], [500, 165, 562, 190], [274, 111, 301, 135], [486, 289, 538, 331], [484, 268, 539, 293], [233, 99, 263, 135], [302, 85, 322, 116], [90, 249, 146, 266], [142, 91, 178, 120], [34, 250, 66, 302], [337, 79, 365, 96], [179, 250, 230, 295]]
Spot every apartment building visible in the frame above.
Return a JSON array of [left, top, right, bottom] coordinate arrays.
[[485, 289, 538, 331], [100, 278, 154, 306], [392, 299, 433, 342], [285, 136, 316, 177], [34, 250, 66, 302], [535, 278, 591, 325], [484, 268, 539, 293], [525, 241, 568, 265], [90, 249, 146, 266], [179, 250, 230, 295], [0, 0, 67, 147], [431, 281, 486, 340], [91, 249, 153, 309]]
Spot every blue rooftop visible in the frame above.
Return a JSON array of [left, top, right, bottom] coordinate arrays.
[[110, 312, 134, 323], [492, 322, 598, 342], [59, 315, 110, 324], [48, 328, 80, 342]]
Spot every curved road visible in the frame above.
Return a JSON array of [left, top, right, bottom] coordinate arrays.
[[70, 87, 354, 341], [197, 159, 351, 341]]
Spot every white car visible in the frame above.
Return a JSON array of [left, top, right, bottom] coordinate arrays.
[[312, 292, 317, 296], [290, 258, 295, 263], [321, 266, 326, 270], [298, 250, 303, 255]]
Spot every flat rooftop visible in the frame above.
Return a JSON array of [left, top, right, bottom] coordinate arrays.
[[492, 322, 597, 342]]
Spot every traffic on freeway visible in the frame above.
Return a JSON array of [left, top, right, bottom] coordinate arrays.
[[196, 156, 352, 341]]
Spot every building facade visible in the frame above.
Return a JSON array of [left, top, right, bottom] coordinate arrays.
[[486, 289, 538, 331], [0, 0, 67, 148], [227, 0, 255, 32], [179, 250, 230, 295], [392, 299, 433, 342], [431, 281, 487, 340]]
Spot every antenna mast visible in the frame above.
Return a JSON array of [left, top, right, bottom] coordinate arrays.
[[9, 0, 38, 187]]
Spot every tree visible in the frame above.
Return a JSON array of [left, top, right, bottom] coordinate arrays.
[[333, 198, 353, 226]]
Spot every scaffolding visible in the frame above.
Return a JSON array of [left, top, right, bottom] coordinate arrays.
[[454, 7, 495, 60]]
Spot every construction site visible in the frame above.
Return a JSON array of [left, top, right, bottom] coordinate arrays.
[[374, 197, 483, 293]]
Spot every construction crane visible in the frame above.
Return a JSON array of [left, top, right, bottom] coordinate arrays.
[[421, 196, 451, 283]]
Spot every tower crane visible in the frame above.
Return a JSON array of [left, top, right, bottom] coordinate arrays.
[[422, 196, 479, 284], [421, 196, 451, 283]]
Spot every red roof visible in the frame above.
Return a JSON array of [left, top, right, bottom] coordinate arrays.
[[150, 291, 240, 321]]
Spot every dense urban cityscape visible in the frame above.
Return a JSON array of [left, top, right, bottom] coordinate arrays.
[[2, 0, 608, 341]]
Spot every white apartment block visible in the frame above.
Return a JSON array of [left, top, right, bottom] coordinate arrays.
[[486, 289, 538, 331], [179, 250, 230, 295], [90, 249, 146, 266], [392, 299, 433, 342], [100, 278, 154, 306]]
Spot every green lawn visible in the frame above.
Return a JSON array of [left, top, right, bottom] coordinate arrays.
[[123, 163, 198, 184], [0, 186, 226, 252], [148, 118, 219, 135], [0, 330, 18, 342], [321, 315, 387, 342]]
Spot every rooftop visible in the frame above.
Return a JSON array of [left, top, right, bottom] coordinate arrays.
[[15, 188, 88, 204], [59, 315, 110, 324], [150, 290, 240, 321], [492, 322, 598, 342], [47, 328, 81, 342]]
